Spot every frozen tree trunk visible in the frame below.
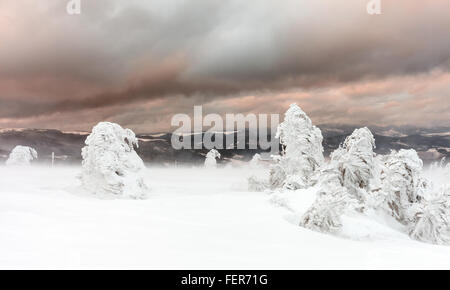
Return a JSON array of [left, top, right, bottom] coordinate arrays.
[[80, 122, 149, 199], [6, 146, 38, 166], [204, 149, 221, 168]]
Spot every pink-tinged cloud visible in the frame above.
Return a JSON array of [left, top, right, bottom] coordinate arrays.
[[0, 0, 449, 131]]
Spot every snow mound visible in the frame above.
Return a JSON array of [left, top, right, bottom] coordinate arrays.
[[80, 122, 149, 199], [6, 146, 38, 166]]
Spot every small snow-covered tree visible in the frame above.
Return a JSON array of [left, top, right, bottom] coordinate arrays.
[[248, 175, 269, 192], [205, 149, 221, 168], [378, 149, 428, 224], [268, 155, 286, 190], [270, 104, 324, 190], [247, 154, 268, 191], [408, 195, 450, 245], [300, 127, 376, 234], [300, 168, 355, 233], [299, 154, 366, 234], [330, 127, 376, 203], [249, 153, 262, 169], [80, 122, 149, 199], [6, 146, 38, 166]]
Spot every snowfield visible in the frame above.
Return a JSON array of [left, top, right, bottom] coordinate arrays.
[[1, 165, 450, 269]]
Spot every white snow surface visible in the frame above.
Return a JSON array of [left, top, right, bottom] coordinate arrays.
[[1, 165, 450, 269]]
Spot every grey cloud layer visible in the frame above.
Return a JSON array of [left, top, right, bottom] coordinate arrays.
[[0, 0, 450, 129]]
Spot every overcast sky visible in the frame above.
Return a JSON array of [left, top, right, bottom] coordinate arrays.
[[0, 0, 449, 132]]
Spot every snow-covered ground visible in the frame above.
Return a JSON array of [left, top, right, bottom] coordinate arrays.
[[1, 165, 450, 269]]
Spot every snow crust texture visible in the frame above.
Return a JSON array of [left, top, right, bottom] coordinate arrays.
[[80, 122, 149, 199], [6, 146, 38, 166]]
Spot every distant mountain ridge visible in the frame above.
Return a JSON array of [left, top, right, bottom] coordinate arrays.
[[0, 125, 449, 165]]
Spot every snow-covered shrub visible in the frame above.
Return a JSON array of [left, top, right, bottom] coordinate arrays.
[[300, 166, 359, 233], [429, 157, 447, 172], [80, 122, 149, 199], [247, 153, 269, 191], [248, 175, 268, 192], [249, 153, 262, 169], [6, 146, 38, 166], [268, 155, 286, 190], [205, 149, 221, 168], [270, 104, 324, 189], [378, 149, 428, 224], [409, 195, 450, 245], [330, 127, 376, 203], [428, 157, 450, 184]]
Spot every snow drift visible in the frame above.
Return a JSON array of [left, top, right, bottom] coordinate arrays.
[[79, 122, 149, 199]]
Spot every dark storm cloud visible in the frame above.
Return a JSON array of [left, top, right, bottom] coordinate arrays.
[[1, 0, 450, 129]]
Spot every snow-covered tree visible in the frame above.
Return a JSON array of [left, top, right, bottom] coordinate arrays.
[[6, 146, 38, 166], [248, 175, 268, 192], [270, 104, 324, 190], [248, 104, 450, 245], [80, 122, 149, 199], [330, 127, 376, 203], [249, 153, 262, 169], [205, 149, 221, 168], [247, 154, 269, 191], [408, 195, 450, 245], [430, 157, 447, 171], [300, 168, 355, 233], [377, 149, 428, 224], [268, 155, 286, 190]]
